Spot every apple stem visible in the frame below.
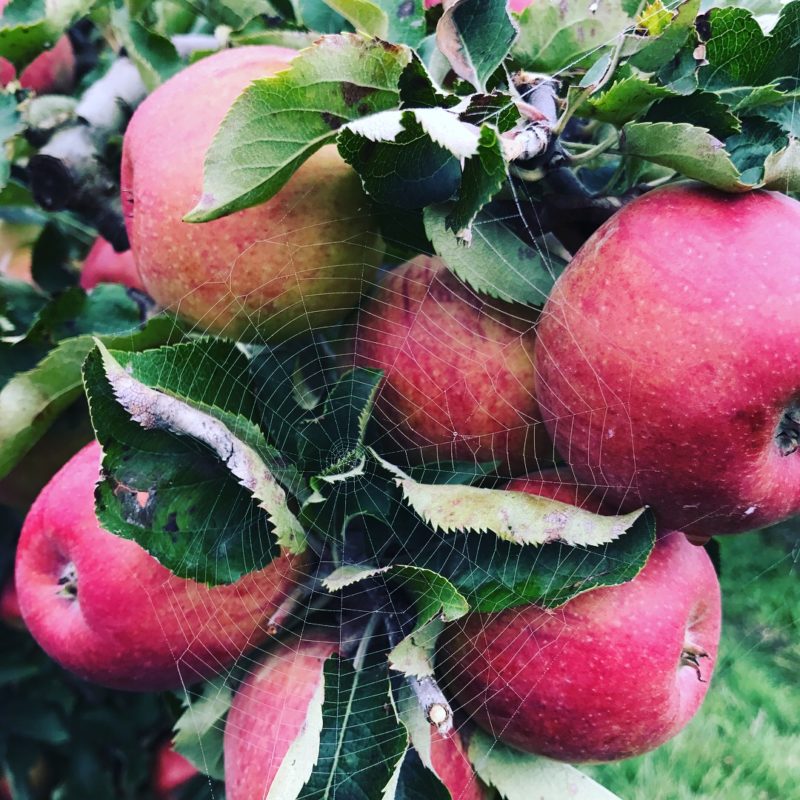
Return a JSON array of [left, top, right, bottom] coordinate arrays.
[[680, 644, 710, 682], [409, 675, 454, 735], [56, 562, 78, 599], [775, 405, 800, 456]]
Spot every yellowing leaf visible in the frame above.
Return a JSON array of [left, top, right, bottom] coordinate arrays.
[[637, 0, 673, 36], [371, 451, 644, 548]]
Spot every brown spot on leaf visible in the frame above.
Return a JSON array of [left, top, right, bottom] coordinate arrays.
[[321, 111, 346, 130], [341, 82, 377, 108]]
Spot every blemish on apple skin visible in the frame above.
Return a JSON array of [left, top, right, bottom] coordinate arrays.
[[744, 506, 757, 516]]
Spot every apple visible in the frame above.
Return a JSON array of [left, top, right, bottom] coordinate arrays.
[[121, 46, 382, 341], [533, 182, 800, 537], [14, 440, 307, 691], [153, 741, 199, 800], [346, 255, 550, 473], [437, 472, 721, 762], [80, 237, 143, 292], [224, 632, 487, 800], [0, 1, 75, 95]]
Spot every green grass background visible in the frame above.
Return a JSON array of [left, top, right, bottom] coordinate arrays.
[[587, 528, 800, 800]]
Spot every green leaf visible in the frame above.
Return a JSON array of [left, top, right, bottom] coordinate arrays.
[[629, 0, 701, 73], [0, 290, 176, 480], [469, 729, 621, 800], [703, 2, 800, 87], [762, 137, 800, 191], [387, 748, 452, 800], [0, 0, 94, 70], [425, 202, 565, 307], [0, 92, 23, 192], [397, 504, 656, 611], [322, 0, 388, 37], [643, 91, 741, 138], [373, 451, 646, 548], [84, 342, 307, 582], [323, 0, 425, 47], [299, 658, 408, 799], [172, 678, 231, 781], [620, 121, 750, 190], [435, 0, 518, 92], [446, 125, 507, 240], [0, 277, 48, 340], [584, 75, 677, 126], [109, 7, 182, 90], [513, 0, 632, 73], [185, 33, 412, 222], [725, 116, 787, 185], [338, 110, 462, 208], [183, 0, 279, 28]]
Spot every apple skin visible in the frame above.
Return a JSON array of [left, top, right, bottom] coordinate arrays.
[[0, 1, 75, 95], [80, 237, 143, 292], [437, 474, 721, 763], [121, 46, 382, 341], [347, 255, 550, 474], [152, 742, 199, 800], [533, 182, 800, 537], [14, 441, 307, 691], [224, 632, 487, 800]]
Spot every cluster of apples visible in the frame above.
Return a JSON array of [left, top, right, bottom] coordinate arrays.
[[6, 41, 800, 799]]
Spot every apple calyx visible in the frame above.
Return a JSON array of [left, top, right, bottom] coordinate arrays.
[[679, 644, 710, 682], [775, 404, 800, 456], [56, 562, 78, 599]]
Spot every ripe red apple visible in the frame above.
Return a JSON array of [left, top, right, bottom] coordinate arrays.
[[80, 237, 143, 291], [0, 1, 75, 94], [534, 182, 800, 537], [346, 255, 550, 473], [437, 472, 721, 762], [121, 46, 382, 341], [15, 441, 306, 691], [224, 632, 487, 800], [152, 741, 199, 800]]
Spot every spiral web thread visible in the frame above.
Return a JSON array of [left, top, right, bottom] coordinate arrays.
[[115, 4, 800, 798]]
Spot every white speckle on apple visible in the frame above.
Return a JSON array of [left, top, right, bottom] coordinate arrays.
[[744, 506, 757, 515]]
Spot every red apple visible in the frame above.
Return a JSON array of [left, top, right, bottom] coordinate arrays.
[[224, 632, 487, 800], [346, 255, 550, 474], [153, 741, 199, 800], [0, 1, 75, 95], [437, 472, 721, 762], [534, 182, 800, 537], [15, 441, 306, 691], [121, 46, 382, 341], [80, 237, 143, 292]]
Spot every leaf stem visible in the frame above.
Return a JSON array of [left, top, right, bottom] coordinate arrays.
[[565, 133, 619, 164]]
